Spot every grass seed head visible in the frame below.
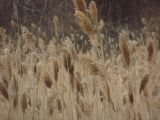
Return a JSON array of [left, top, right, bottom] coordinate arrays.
[[21, 93, 27, 113], [89, 1, 98, 22], [147, 40, 154, 62], [44, 73, 53, 88], [74, 0, 87, 14], [140, 74, 150, 94], [75, 11, 94, 37], [119, 35, 130, 67], [53, 59, 59, 82]]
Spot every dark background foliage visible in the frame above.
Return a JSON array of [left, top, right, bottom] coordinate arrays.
[[0, 0, 160, 36]]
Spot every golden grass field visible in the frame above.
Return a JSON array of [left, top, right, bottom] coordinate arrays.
[[0, 0, 160, 120]]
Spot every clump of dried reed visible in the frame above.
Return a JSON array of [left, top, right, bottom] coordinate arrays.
[[0, 1, 160, 120]]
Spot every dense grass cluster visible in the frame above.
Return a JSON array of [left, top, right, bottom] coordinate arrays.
[[0, 0, 160, 120]]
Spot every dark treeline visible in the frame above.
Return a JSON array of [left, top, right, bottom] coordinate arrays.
[[0, 0, 159, 32], [95, 0, 160, 25]]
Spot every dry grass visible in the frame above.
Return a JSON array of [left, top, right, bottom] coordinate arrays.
[[0, 1, 160, 120]]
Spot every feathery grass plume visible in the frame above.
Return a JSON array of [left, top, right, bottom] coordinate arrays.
[[63, 49, 75, 90], [23, 30, 36, 44], [139, 74, 150, 94], [69, 64, 75, 78], [57, 99, 62, 112], [11, 74, 18, 92], [89, 63, 105, 79], [0, 82, 9, 100], [75, 11, 94, 38], [89, 1, 98, 22], [63, 49, 72, 70], [71, 34, 75, 42], [76, 77, 83, 94], [73, 0, 87, 14], [147, 40, 154, 62], [63, 49, 74, 76], [43, 72, 53, 88], [10, 20, 15, 27], [33, 64, 37, 75], [21, 27, 36, 48], [99, 19, 105, 30], [53, 16, 58, 25], [38, 38, 45, 49], [13, 93, 18, 109], [75, 71, 83, 94], [53, 16, 59, 38], [53, 59, 59, 82], [31, 23, 36, 29], [119, 35, 130, 67], [21, 92, 27, 113], [129, 89, 134, 105], [47, 41, 56, 55]]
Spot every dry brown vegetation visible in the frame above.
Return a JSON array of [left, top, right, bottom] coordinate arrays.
[[0, 0, 160, 120]]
